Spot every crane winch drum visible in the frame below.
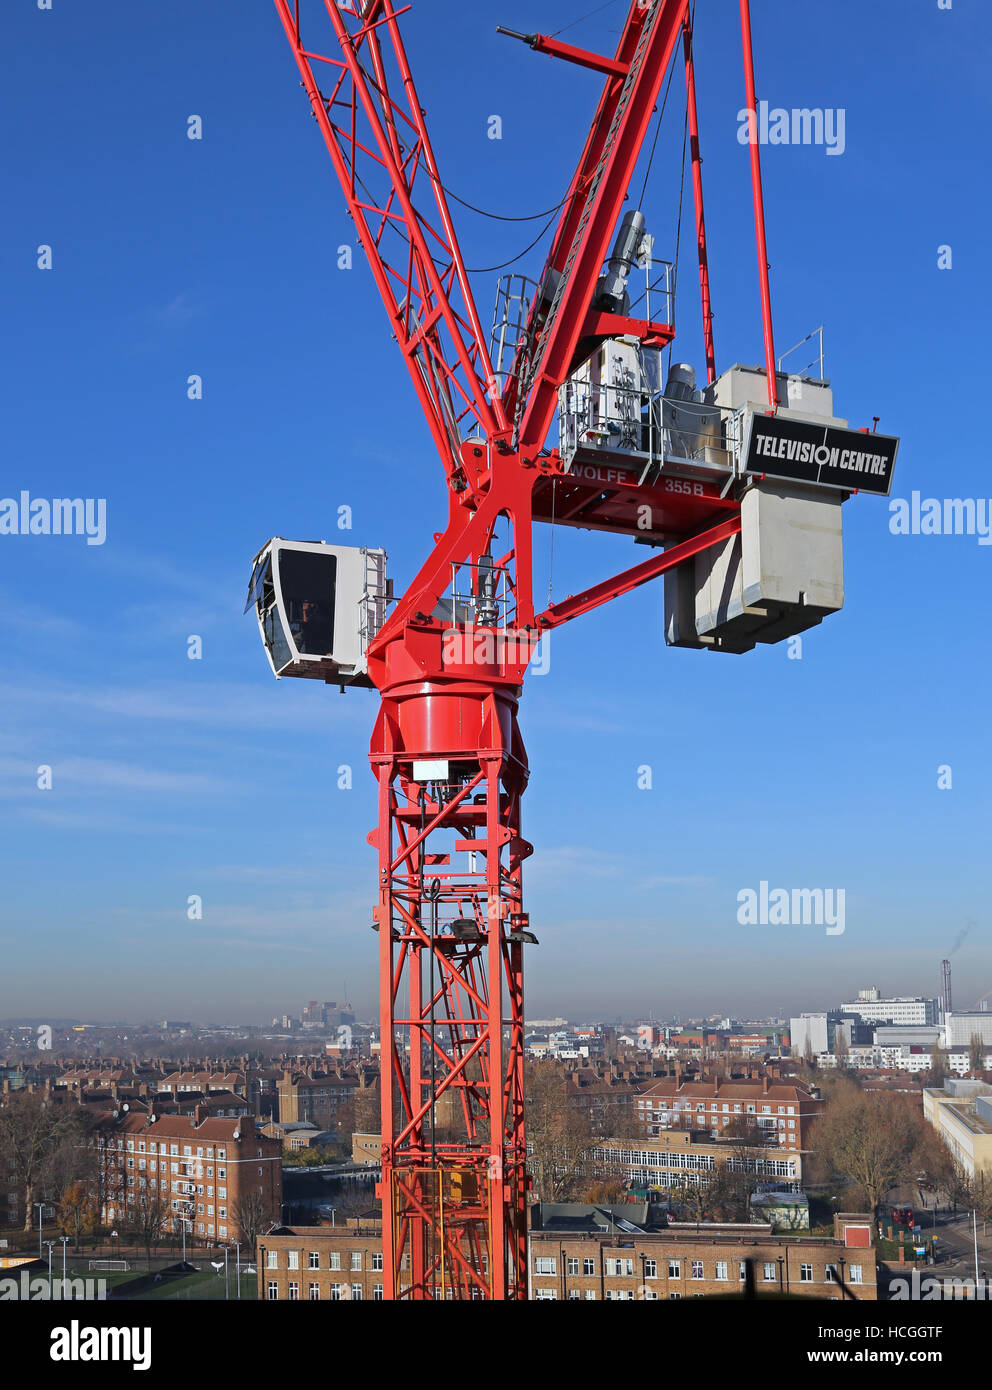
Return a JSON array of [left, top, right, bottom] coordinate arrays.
[[246, 538, 389, 687]]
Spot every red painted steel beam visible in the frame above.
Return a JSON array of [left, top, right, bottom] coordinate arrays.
[[739, 0, 778, 409], [272, 0, 506, 473], [497, 27, 629, 78], [682, 11, 716, 384], [514, 0, 690, 453], [535, 513, 742, 630]]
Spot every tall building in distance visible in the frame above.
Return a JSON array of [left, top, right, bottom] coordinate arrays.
[[839, 988, 939, 1028]]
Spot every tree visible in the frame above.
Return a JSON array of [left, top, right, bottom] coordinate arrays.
[[969, 1033, 986, 1073], [126, 1197, 169, 1266], [811, 1081, 923, 1214], [927, 1044, 948, 1088], [722, 1115, 773, 1217], [233, 1189, 267, 1248], [833, 1030, 850, 1068], [524, 1062, 598, 1202], [0, 1093, 89, 1231], [946, 1161, 973, 1218], [58, 1182, 99, 1251]]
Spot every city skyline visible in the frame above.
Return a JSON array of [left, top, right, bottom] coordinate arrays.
[[2, 0, 989, 1022]]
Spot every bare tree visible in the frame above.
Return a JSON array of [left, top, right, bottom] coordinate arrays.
[[0, 1093, 87, 1231], [233, 1189, 267, 1247], [811, 1081, 923, 1214], [927, 1043, 948, 1088], [126, 1197, 169, 1266], [524, 1062, 598, 1202]]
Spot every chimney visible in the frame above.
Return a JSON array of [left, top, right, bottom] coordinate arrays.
[[762, 1074, 770, 1094]]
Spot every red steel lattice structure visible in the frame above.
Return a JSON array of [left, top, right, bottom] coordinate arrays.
[[271, 0, 766, 1299]]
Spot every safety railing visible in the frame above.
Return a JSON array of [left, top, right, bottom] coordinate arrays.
[[559, 375, 745, 477]]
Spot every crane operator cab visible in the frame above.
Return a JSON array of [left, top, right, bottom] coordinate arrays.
[[245, 538, 390, 688]]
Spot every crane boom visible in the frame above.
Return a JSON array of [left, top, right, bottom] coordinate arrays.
[[508, 0, 690, 452], [272, 0, 507, 475]]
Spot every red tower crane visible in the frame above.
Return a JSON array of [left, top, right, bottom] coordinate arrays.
[[253, 0, 899, 1300]]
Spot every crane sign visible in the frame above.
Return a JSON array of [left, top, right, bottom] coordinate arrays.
[[247, 0, 899, 1300]]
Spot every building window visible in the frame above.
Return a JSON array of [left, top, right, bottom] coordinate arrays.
[[373, 1284, 384, 1300], [668, 1260, 680, 1279], [669, 1292, 681, 1300], [567, 1257, 579, 1276], [266, 1251, 278, 1270], [739, 1261, 748, 1281], [762, 1262, 775, 1282], [288, 1250, 299, 1270], [800, 1264, 813, 1282], [643, 1259, 657, 1279], [535, 1289, 558, 1300], [691, 1261, 704, 1280], [583, 1258, 595, 1276], [715, 1262, 728, 1281], [329, 1253, 341, 1271], [267, 1282, 278, 1301], [351, 1284, 363, 1300], [330, 1283, 343, 1301], [850, 1265, 863, 1285], [309, 1283, 320, 1301], [309, 1251, 320, 1269], [372, 1253, 383, 1272], [350, 1252, 362, 1271], [288, 1282, 299, 1300], [534, 1257, 556, 1276], [605, 1258, 633, 1277]]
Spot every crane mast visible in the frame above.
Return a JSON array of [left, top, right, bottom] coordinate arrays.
[[254, 0, 899, 1300]]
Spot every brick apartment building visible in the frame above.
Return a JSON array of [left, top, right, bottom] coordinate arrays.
[[635, 1075, 822, 1149], [259, 1221, 386, 1301], [91, 1110, 282, 1245], [276, 1068, 362, 1132], [256, 1210, 876, 1301]]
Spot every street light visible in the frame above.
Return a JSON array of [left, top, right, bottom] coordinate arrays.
[[43, 1240, 56, 1298], [59, 1236, 70, 1300], [34, 1202, 45, 1261]]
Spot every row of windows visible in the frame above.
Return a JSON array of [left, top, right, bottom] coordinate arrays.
[[639, 1102, 797, 1116], [534, 1256, 864, 1284], [265, 1250, 384, 1272], [101, 1141, 230, 1159], [267, 1282, 383, 1300], [592, 1150, 716, 1170]]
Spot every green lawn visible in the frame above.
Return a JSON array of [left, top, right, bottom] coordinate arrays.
[[133, 1270, 257, 1301]]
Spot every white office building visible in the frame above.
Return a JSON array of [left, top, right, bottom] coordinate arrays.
[[840, 994, 939, 1027]]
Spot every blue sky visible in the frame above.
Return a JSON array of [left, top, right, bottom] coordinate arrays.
[[1, 0, 989, 1024]]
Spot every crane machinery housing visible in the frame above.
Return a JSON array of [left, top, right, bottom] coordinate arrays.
[[247, 0, 899, 1301]]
